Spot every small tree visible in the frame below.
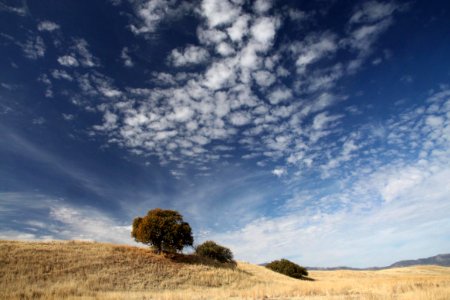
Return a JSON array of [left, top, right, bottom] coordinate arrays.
[[266, 259, 308, 279], [131, 208, 193, 253], [195, 240, 234, 263]]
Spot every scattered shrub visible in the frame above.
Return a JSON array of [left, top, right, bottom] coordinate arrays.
[[265, 259, 308, 279], [195, 241, 234, 263]]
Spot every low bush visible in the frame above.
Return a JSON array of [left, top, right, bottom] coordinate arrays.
[[195, 241, 234, 263], [265, 259, 308, 279]]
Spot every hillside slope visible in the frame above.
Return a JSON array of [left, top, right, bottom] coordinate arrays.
[[0, 240, 303, 299], [1, 240, 450, 299]]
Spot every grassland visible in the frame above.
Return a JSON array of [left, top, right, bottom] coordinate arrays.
[[1, 240, 449, 299]]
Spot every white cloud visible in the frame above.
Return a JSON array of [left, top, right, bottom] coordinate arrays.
[[197, 27, 228, 45], [349, 19, 392, 51], [210, 93, 450, 265], [250, 17, 277, 47], [62, 114, 75, 121], [214, 166, 450, 267], [0, 230, 53, 241], [343, 2, 403, 73], [380, 167, 425, 202], [20, 0, 444, 269], [227, 14, 250, 42], [37, 74, 53, 98], [168, 45, 210, 67], [22, 36, 45, 59], [253, 70, 276, 87], [425, 115, 444, 128], [216, 42, 235, 56], [130, 0, 166, 34], [121, 47, 134, 67], [341, 139, 358, 158], [88, 0, 406, 169], [272, 166, 286, 177], [37, 21, 60, 31], [229, 111, 251, 126], [73, 38, 98, 67], [57, 55, 79, 67], [239, 43, 261, 69], [0, 1, 29, 17], [267, 87, 292, 104], [253, 0, 272, 14], [99, 87, 122, 98], [312, 112, 340, 130], [287, 9, 308, 21], [201, 0, 241, 28], [155, 130, 177, 140], [203, 61, 235, 90], [48, 204, 132, 244], [56, 40, 98, 68], [350, 1, 400, 24], [51, 69, 73, 81], [293, 32, 337, 73], [32, 117, 46, 125], [130, 0, 193, 35], [94, 111, 118, 131], [0, 193, 133, 244], [170, 106, 194, 122]]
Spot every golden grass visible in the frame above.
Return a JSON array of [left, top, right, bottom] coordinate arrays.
[[1, 240, 449, 299]]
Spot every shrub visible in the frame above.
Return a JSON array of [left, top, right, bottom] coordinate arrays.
[[195, 241, 234, 263], [131, 208, 193, 253], [265, 259, 308, 279]]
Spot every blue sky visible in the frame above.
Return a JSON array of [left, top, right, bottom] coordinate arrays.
[[1, 0, 450, 268]]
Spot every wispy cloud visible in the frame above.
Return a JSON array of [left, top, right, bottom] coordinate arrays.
[[209, 87, 450, 266], [0, 192, 132, 244], [22, 36, 46, 59], [0, 0, 29, 17], [0, 128, 109, 199]]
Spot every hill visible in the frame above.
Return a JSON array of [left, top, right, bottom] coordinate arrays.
[[389, 253, 450, 268], [307, 253, 450, 271], [1, 240, 450, 299]]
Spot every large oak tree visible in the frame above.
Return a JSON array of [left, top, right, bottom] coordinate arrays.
[[131, 208, 193, 253]]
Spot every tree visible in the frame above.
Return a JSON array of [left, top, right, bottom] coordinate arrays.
[[195, 240, 234, 263], [265, 259, 308, 279], [131, 208, 193, 253]]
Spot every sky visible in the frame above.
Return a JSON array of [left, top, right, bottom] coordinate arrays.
[[1, 0, 450, 268]]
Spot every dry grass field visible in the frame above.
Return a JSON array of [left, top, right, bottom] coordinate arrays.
[[1, 240, 449, 299]]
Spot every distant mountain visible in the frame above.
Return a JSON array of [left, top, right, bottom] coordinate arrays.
[[388, 253, 450, 268], [306, 266, 376, 271], [306, 253, 450, 270]]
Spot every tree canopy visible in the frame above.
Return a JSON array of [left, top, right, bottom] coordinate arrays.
[[265, 259, 308, 279], [195, 240, 234, 263], [131, 208, 193, 253]]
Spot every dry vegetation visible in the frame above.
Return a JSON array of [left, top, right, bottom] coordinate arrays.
[[1, 240, 449, 299]]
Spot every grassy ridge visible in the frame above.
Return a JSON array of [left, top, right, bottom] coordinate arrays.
[[1, 240, 450, 299]]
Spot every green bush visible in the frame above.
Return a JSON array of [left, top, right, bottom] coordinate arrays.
[[195, 241, 234, 263], [265, 259, 308, 279]]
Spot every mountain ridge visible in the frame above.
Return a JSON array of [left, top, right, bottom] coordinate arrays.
[[306, 253, 450, 270]]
